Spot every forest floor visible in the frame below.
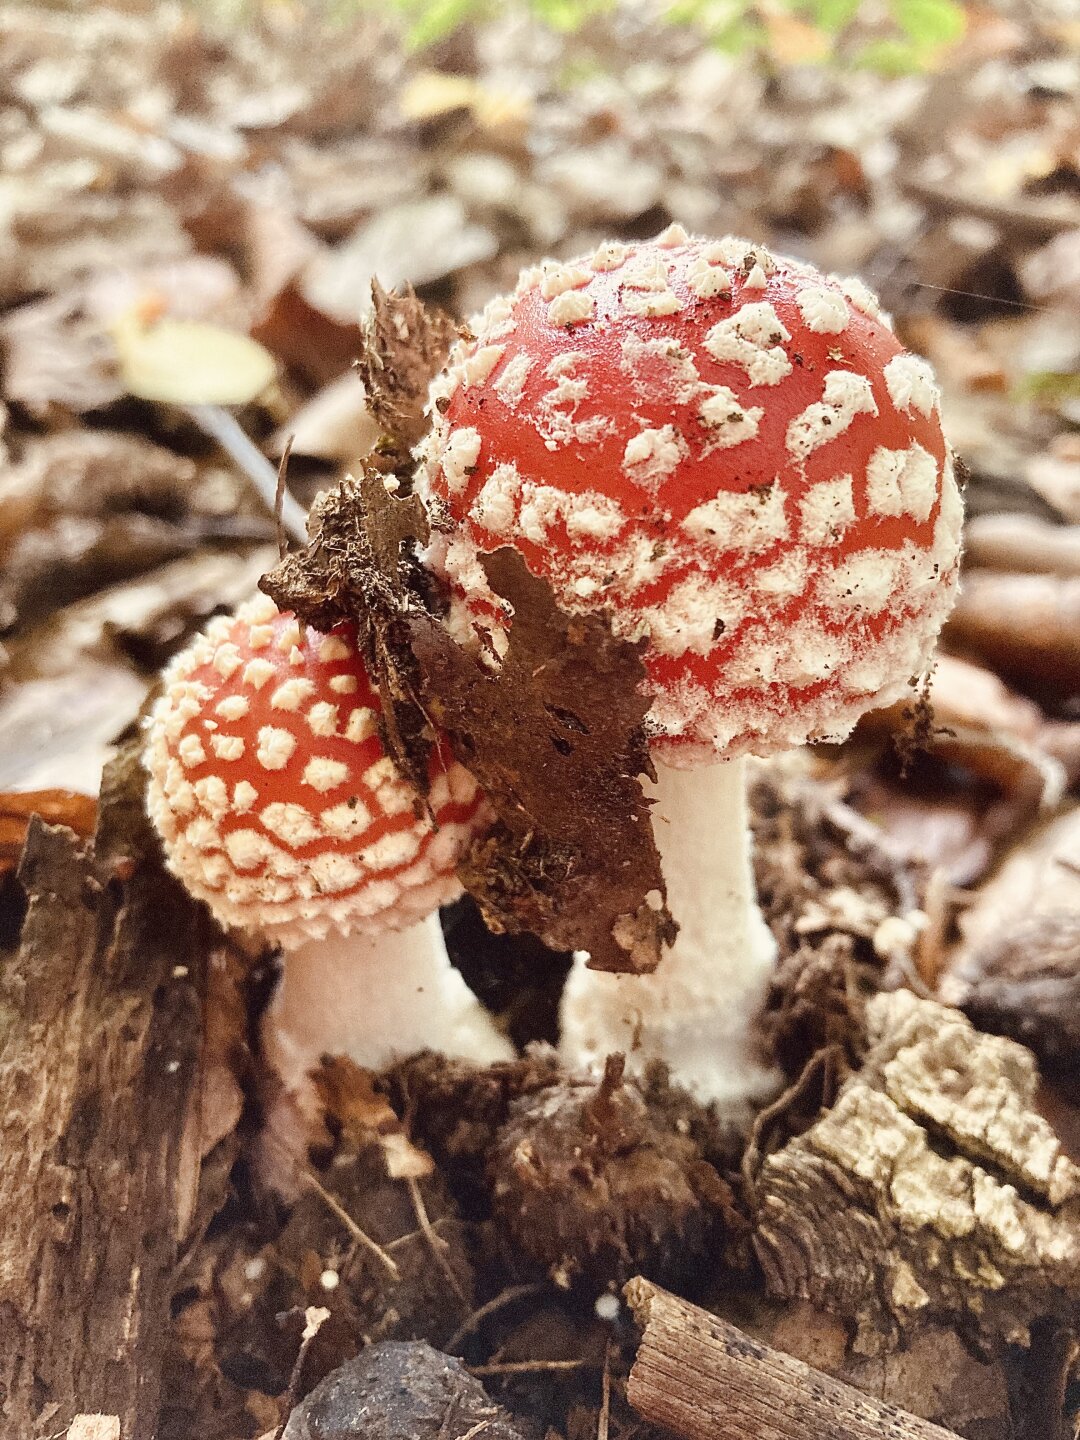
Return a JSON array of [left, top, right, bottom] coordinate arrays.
[[0, 4, 1078, 1439]]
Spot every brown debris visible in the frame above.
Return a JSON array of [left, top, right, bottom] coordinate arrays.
[[264, 468, 673, 973], [945, 912, 1080, 1078], [414, 549, 673, 973], [386, 1050, 563, 1188], [750, 763, 914, 1090], [944, 569, 1080, 698], [753, 990, 1080, 1356], [0, 740, 221, 1440], [171, 1134, 478, 1413], [354, 280, 459, 478], [738, 1298, 1012, 1438], [489, 1055, 740, 1291], [943, 805, 1080, 1078], [260, 468, 435, 799], [0, 787, 97, 875]]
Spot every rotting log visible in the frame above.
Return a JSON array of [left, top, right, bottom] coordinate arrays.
[[0, 741, 217, 1439], [625, 1279, 958, 1440]]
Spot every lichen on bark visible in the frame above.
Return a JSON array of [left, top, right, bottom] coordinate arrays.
[[753, 990, 1080, 1356]]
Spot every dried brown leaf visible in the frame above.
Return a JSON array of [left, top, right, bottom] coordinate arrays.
[[944, 569, 1080, 697], [0, 293, 122, 415], [261, 470, 434, 798], [412, 549, 673, 973], [943, 804, 1080, 1075], [262, 469, 672, 973], [0, 788, 97, 875], [312, 1056, 435, 1182], [354, 280, 459, 477]]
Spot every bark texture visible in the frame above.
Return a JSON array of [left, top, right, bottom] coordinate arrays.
[[752, 990, 1080, 1355], [625, 1279, 958, 1440], [0, 742, 216, 1438]]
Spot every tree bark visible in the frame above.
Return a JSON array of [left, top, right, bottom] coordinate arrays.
[[625, 1279, 959, 1440], [0, 742, 216, 1439]]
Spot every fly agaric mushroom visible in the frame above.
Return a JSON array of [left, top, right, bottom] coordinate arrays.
[[416, 227, 963, 1108], [144, 593, 513, 1093]]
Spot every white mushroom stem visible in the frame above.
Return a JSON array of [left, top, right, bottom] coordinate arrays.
[[264, 910, 514, 1102], [559, 755, 781, 1111]]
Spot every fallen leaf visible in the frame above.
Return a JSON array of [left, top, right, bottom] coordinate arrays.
[[111, 312, 277, 406], [0, 788, 97, 875], [271, 372, 379, 463]]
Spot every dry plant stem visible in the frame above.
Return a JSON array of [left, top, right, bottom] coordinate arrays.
[[467, 1362, 591, 1377], [445, 1284, 548, 1355], [299, 1167, 401, 1282], [624, 1280, 957, 1440], [186, 403, 309, 543], [561, 756, 779, 1108], [0, 747, 212, 1440]]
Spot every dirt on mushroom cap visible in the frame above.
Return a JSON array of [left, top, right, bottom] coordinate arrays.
[[418, 232, 964, 764]]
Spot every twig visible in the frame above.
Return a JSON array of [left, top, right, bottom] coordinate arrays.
[[597, 1342, 612, 1440], [272, 1306, 329, 1440], [624, 1279, 957, 1440], [275, 434, 295, 559], [445, 1283, 548, 1355], [186, 403, 308, 543], [741, 1044, 841, 1203], [300, 1170, 400, 1283], [407, 1175, 469, 1305], [468, 1361, 593, 1377], [458, 1423, 493, 1440]]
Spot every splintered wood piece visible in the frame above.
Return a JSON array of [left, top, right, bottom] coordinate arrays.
[[624, 1280, 957, 1440], [0, 742, 218, 1440]]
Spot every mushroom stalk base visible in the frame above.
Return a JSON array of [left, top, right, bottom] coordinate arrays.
[[559, 755, 781, 1111], [265, 911, 514, 1098]]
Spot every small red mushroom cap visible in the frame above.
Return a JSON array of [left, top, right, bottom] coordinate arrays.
[[145, 594, 486, 946], [418, 229, 963, 762]]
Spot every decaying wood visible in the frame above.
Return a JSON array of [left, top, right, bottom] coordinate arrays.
[[753, 990, 1080, 1355], [624, 1279, 957, 1440], [0, 741, 219, 1439]]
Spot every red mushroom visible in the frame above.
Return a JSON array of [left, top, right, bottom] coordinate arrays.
[[144, 593, 513, 1099], [416, 227, 963, 1108]]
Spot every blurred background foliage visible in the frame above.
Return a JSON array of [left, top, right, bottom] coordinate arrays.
[[194, 0, 971, 72]]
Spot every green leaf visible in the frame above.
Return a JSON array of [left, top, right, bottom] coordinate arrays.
[[798, 0, 862, 32], [530, 0, 614, 30], [1015, 371, 1080, 406], [403, 0, 488, 48], [853, 36, 929, 73], [890, 0, 966, 47]]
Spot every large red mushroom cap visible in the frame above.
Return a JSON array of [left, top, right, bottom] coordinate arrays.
[[417, 229, 963, 762], [145, 594, 486, 946]]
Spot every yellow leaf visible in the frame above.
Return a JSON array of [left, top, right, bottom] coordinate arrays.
[[764, 12, 831, 65], [399, 71, 531, 132], [111, 312, 277, 406]]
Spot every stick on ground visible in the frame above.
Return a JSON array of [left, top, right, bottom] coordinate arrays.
[[624, 1279, 958, 1440]]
